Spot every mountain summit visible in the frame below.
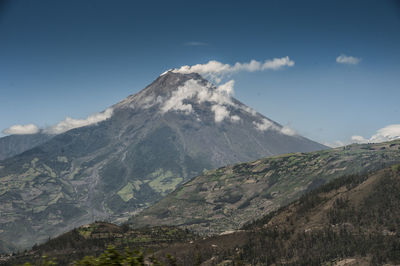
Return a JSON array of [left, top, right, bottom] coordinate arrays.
[[0, 72, 325, 251], [113, 71, 325, 166]]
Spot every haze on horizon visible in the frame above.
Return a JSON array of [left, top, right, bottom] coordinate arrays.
[[1, 0, 399, 146]]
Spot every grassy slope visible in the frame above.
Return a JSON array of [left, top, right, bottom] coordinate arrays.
[[151, 165, 400, 265], [130, 140, 400, 234], [7, 163, 400, 265]]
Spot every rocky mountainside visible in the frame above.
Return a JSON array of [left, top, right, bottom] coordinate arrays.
[[0, 133, 53, 161], [130, 140, 400, 234], [0, 72, 325, 251], [6, 163, 400, 265]]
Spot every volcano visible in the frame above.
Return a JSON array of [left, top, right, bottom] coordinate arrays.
[[0, 72, 326, 251]]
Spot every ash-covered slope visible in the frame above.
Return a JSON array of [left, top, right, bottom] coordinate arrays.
[[0, 72, 325, 251]]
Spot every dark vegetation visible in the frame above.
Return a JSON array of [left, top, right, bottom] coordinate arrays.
[[5, 224, 195, 265], [237, 166, 400, 265]]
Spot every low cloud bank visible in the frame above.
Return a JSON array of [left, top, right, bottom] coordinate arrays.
[[3, 109, 113, 136], [351, 124, 400, 144], [2, 124, 40, 135], [325, 124, 400, 148], [44, 108, 113, 134]]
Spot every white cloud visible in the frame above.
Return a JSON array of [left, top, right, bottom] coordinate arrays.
[[161, 79, 203, 114], [2, 124, 40, 135], [261, 57, 295, 70], [336, 54, 361, 65], [231, 115, 241, 122], [253, 118, 275, 131], [44, 108, 113, 134], [209, 80, 235, 106], [253, 119, 297, 136], [351, 125, 400, 144], [3, 108, 114, 136], [370, 124, 400, 143], [326, 124, 400, 148], [216, 79, 234, 96], [161, 79, 252, 123], [281, 125, 296, 136], [171, 57, 294, 82], [161, 79, 242, 123], [211, 105, 230, 123]]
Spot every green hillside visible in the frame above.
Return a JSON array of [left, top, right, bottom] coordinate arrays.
[[7, 162, 400, 265], [130, 140, 400, 234]]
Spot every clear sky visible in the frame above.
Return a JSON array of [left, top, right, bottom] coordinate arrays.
[[1, 0, 399, 146]]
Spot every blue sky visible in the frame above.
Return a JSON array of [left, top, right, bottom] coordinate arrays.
[[1, 0, 399, 145]]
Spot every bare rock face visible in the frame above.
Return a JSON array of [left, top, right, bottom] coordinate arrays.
[[0, 72, 326, 252]]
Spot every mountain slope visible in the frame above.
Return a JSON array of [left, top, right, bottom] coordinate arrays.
[[6, 164, 400, 265], [3, 223, 196, 265], [151, 164, 400, 265], [130, 140, 400, 234], [0, 72, 325, 251], [0, 133, 53, 161]]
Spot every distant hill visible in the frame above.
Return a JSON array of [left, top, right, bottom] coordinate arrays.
[[0, 133, 53, 161], [6, 163, 400, 265], [0, 72, 326, 251], [130, 140, 400, 234]]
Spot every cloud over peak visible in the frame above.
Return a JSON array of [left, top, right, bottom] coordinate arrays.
[[160, 78, 298, 134], [336, 54, 361, 65], [171, 57, 294, 82], [160, 79, 238, 123]]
